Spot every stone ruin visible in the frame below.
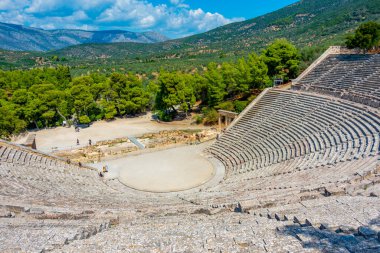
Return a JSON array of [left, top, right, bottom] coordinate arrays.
[[0, 47, 379, 252]]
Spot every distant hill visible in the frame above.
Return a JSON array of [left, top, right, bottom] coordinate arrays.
[[0, 0, 379, 73], [0, 22, 169, 51], [53, 0, 380, 59]]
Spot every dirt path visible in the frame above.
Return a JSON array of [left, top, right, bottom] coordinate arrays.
[[14, 113, 209, 153]]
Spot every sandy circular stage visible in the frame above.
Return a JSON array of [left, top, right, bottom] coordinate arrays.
[[108, 143, 215, 192]]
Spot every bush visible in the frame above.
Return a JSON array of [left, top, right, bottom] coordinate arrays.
[[79, 115, 91, 124], [216, 101, 234, 111], [247, 94, 258, 103], [234, 100, 249, 113], [156, 110, 174, 122], [203, 109, 219, 125], [193, 115, 203, 124]]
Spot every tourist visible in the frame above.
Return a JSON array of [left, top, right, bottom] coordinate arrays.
[[89, 139, 92, 146], [76, 139, 80, 145]]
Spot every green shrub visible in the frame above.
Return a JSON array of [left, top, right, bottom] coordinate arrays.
[[156, 110, 173, 122], [79, 115, 91, 124], [193, 115, 203, 124], [216, 101, 235, 111], [247, 94, 258, 103], [204, 109, 219, 125], [234, 100, 249, 113]]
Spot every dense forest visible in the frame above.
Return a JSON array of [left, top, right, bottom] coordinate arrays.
[[0, 39, 300, 139]]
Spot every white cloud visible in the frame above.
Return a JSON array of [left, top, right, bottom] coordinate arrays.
[[28, 11, 90, 29], [97, 0, 243, 36], [0, 0, 29, 11], [26, 0, 60, 13], [98, 0, 166, 28], [169, 0, 188, 8], [0, 10, 30, 24], [0, 0, 245, 37]]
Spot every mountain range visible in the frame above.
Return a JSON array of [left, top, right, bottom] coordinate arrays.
[[0, 22, 169, 51], [48, 0, 380, 59], [0, 0, 379, 73]]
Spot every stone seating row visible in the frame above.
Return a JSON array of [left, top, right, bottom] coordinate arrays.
[[182, 157, 378, 208], [292, 54, 380, 107], [54, 203, 380, 253], [0, 141, 194, 210], [52, 213, 310, 252], [0, 216, 110, 253], [206, 90, 380, 177], [255, 195, 380, 231]]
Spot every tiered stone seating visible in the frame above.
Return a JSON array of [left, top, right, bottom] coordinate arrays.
[[1, 51, 380, 252], [51, 213, 310, 252], [292, 54, 380, 107], [0, 141, 189, 210], [206, 90, 379, 174], [50, 200, 380, 253], [184, 89, 379, 209], [256, 196, 379, 230], [0, 217, 110, 252]]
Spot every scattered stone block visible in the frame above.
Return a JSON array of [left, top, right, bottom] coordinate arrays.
[[29, 208, 44, 215]]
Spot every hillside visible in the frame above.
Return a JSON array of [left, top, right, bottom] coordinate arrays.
[[0, 22, 169, 51], [1, 0, 379, 74], [53, 0, 380, 57]]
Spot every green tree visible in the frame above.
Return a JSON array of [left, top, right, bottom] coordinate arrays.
[[346, 21, 380, 51], [70, 81, 95, 118], [155, 71, 195, 116], [0, 101, 27, 139], [107, 73, 150, 115], [262, 39, 300, 81], [246, 53, 270, 88], [221, 62, 240, 97], [204, 62, 227, 107]]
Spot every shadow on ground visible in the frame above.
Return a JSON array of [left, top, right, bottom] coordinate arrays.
[[277, 215, 380, 252]]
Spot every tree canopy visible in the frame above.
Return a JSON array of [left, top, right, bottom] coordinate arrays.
[[346, 21, 380, 51], [0, 40, 301, 138], [262, 39, 301, 82]]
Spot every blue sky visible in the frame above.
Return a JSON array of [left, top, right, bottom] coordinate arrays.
[[0, 0, 299, 38]]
